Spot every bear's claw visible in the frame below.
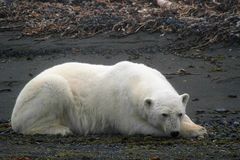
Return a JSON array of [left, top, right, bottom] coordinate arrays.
[[192, 126, 208, 138]]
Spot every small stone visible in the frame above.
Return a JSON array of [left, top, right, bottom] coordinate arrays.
[[230, 133, 237, 138], [145, 56, 151, 60], [1, 60, 7, 63], [188, 65, 194, 68], [0, 88, 11, 93], [192, 98, 199, 101], [177, 69, 188, 75], [26, 57, 33, 61], [221, 119, 228, 125], [215, 108, 229, 113], [227, 94, 237, 98], [233, 121, 239, 126], [196, 110, 205, 114]]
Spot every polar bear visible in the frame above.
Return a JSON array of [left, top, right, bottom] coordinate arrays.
[[11, 61, 207, 138]]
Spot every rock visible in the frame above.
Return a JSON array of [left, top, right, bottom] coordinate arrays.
[[192, 98, 199, 101], [177, 69, 192, 75], [188, 65, 194, 68], [233, 121, 239, 126], [26, 57, 33, 61], [196, 110, 205, 114], [215, 108, 229, 113], [156, 0, 172, 7], [0, 88, 11, 93], [227, 94, 237, 98]]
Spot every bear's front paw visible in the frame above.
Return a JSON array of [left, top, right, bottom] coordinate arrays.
[[180, 123, 207, 138], [192, 126, 207, 139]]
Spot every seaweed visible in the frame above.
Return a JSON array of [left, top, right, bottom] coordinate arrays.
[[0, 0, 239, 54]]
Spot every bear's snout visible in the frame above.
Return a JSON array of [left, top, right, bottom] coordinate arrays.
[[170, 131, 179, 137]]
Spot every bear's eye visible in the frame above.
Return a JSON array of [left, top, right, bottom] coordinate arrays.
[[178, 113, 183, 117], [162, 113, 169, 117]]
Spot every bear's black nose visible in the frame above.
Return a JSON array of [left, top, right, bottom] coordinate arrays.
[[170, 131, 179, 137]]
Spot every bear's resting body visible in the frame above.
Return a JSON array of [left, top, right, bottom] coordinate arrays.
[[11, 61, 207, 137]]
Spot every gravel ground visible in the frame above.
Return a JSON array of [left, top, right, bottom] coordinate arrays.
[[0, 116, 239, 159]]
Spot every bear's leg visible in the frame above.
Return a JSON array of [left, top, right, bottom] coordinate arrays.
[[180, 114, 207, 138], [11, 75, 74, 135], [130, 123, 163, 136], [26, 123, 72, 136], [120, 117, 164, 136]]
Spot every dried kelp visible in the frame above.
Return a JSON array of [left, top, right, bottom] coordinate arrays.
[[0, 0, 239, 51]]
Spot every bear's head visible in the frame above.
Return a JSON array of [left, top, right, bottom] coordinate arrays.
[[140, 92, 189, 137]]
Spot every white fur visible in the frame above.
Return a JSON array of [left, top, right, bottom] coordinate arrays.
[[11, 61, 206, 137]]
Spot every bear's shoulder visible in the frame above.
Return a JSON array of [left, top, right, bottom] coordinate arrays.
[[114, 61, 165, 79], [113, 61, 150, 71]]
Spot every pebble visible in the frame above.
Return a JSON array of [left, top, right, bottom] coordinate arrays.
[[28, 73, 33, 77], [196, 110, 205, 114], [192, 98, 199, 101], [215, 108, 229, 113], [1, 60, 7, 63], [0, 88, 11, 93], [227, 94, 237, 98], [233, 121, 239, 126], [188, 65, 194, 68]]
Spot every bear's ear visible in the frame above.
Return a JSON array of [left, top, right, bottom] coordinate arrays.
[[181, 93, 190, 107], [144, 98, 153, 108]]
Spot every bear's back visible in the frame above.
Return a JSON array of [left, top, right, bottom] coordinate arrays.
[[109, 61, 177, 96], [42, 62, 108, 76], [110, 61, 166, 82]]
